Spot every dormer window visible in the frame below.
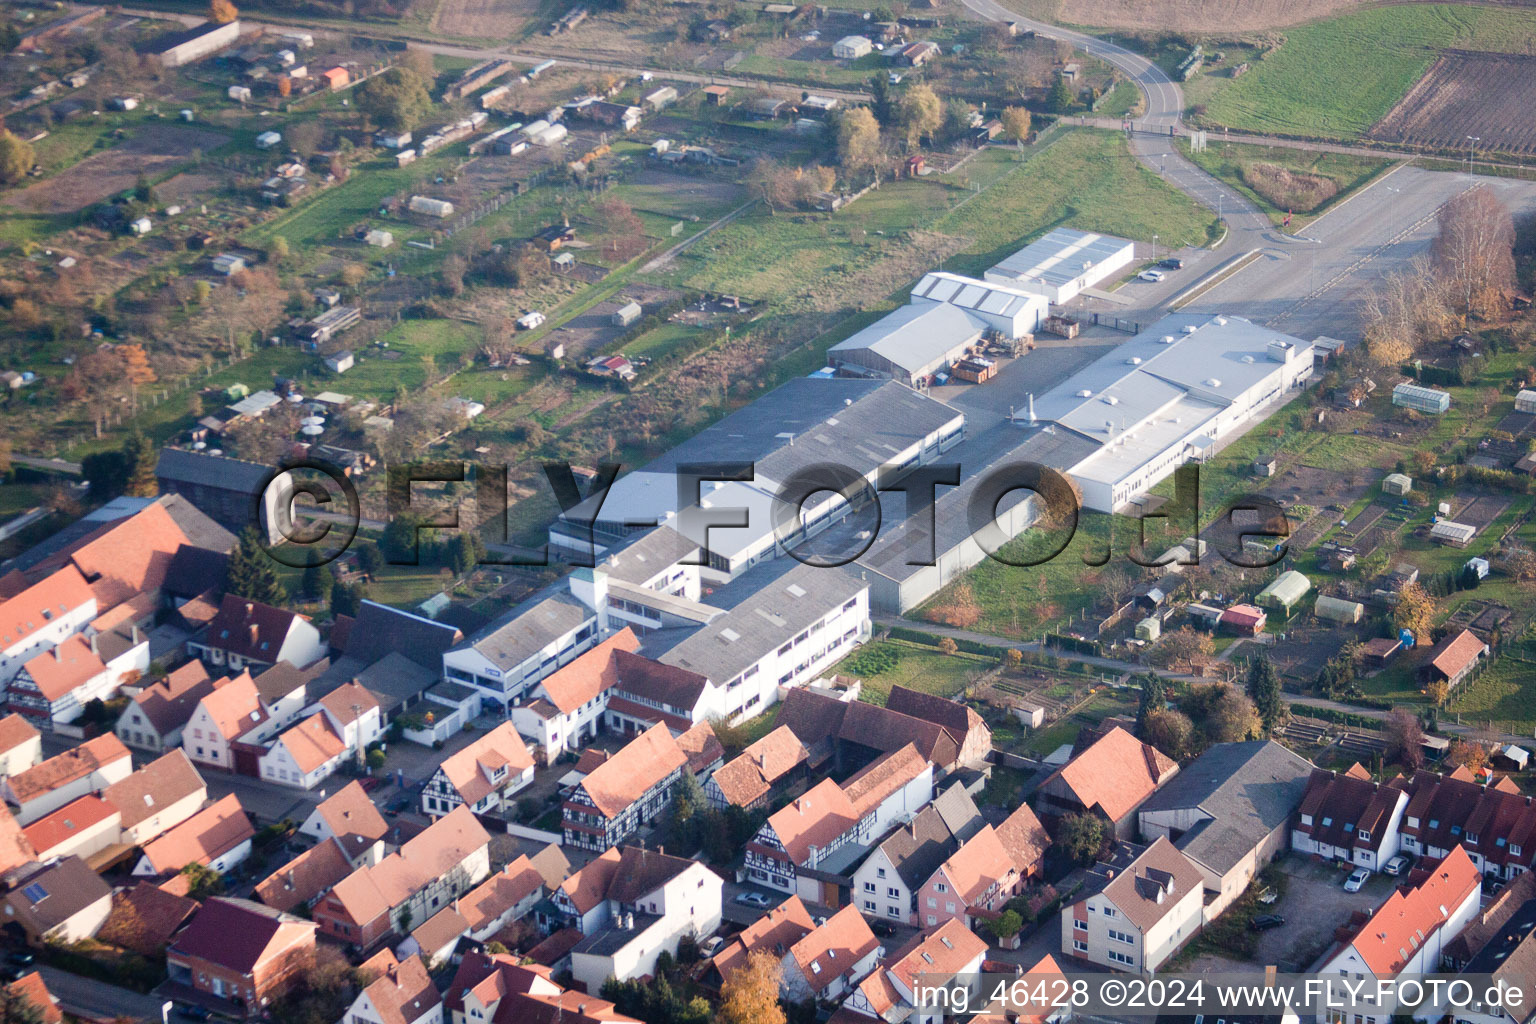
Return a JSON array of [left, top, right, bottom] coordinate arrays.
[[1321, 817, 1332, 827], [1357, 829, 1371, 842]]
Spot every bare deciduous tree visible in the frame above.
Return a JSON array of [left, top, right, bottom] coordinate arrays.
[[1432, 187, 1516, 321]]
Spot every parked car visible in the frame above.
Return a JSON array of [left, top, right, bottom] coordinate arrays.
[[734, 891, 772, 907], [1249, 914, 1285, 931], [1344, 867, 1371, 892], [5, 951, 35, 967], [1158, 257, 1186, 270], [1139, 269, 1166, 283], [178, 1006, 213, 1022], [700, 935, 724, 956], [1383, 853, 1415, 877]]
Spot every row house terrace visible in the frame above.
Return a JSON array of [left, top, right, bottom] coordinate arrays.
[[0, 566, 98, 686], [187, 595, 325, 674], [2, 732, 132, 824], [1292, 763, 1410, 871], [917, 803, 1048, 931], [1399, 767, 1536, 879], [841, 919, 989, 1024], [562, 722, 688, 851]]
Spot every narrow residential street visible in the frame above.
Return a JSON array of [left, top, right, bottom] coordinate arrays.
[[34, 964, 169, 1024]]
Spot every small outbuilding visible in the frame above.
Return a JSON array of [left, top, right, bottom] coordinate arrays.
[[1431, 521, 1477, 548], [1465, 556, 1490, 580], [324, 350, 354, 374], [1314, 594, 1364, 625], [832, 35, 874, 58], [1393, 382, 1451, 414], [1382, 473, 1412, 496], [612, 301, 642, 327], [1220, 604, 1267, 636], [1517, 389, 1536, 414], [1135, 617, 1161, 642], [1256, 570, 1311, 613], [255, 130, 282, 150], [365, 229, 394, 248]]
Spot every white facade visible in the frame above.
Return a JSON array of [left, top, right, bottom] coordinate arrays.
[[909, 272, 1049, 339], [1293, 788, 1408, 869], [851, 845, 915, 924], [984, 227, 1136, 305], [570, 861, 723, 993], [0, 571, 97, 686], [442, 602, 599, 711], [132, 835, 252, 878], [1062, 876, 1203, 974], [832, 35, 873, 58]]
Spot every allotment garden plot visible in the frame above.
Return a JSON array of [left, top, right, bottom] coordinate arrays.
[[4, 124, 228, 215], [1369, 50, 1536, 156]]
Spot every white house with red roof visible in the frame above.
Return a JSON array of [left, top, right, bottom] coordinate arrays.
[[510, 630, 638, 763], [0, 713, 42, 777], [421, 722, 535, 819], [189, 595, 324, 673], [0, 565, 97, 686], [840, 919, 988, 1024], [5, 628, 148, 728], [1035, 726, 1178, 838], [1316, 845, 1482, 1024], [259, 713, 350, 790], [298, 780, 389, 867], [131, 792, 254, 878], [561, 722, 688, 851], [444, 951, 639, 1024], [1061, 836, 1205, 972], [181, 671, 277, 771], [780, 904, 882, 1003], [3, 732, 132, 824], [341, 950, 441, 1024]]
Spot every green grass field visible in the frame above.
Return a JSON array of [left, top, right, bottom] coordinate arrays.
[[832, 639, 995, 704], [1199, 4, 1536, 138], [1180, 140, 1393, 224]]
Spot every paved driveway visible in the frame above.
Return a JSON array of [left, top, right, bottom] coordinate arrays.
[[1254, 855, 1393, 970]]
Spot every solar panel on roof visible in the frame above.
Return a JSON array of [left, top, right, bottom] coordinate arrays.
[[22, 882, 48, 902]]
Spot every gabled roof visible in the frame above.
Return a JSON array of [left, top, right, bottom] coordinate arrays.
[[251, 657, 331, 709], [8, 733, 130, 804], [885, 686, 988, 749], [712, 894, 815, 981], [1342, 846, 1480, 976], [169, 897, 316, 974], [787, 904, 879, 994], [324, 807, 492, 927], [763, 778, 858, 865], [884, 919, 988, 993], [1297, 766, 1406, 856], [611, 650, 711, 713], [355, 953, 439, 1024], [676, 720, 723, 774], [138, 793, 253, 875], [0, 565, 94, 652], [5, 856, 111, 932], [22, 794, 119, 855], [557, 847, 621, 915], [256, 836, 354, 913], [6, 971, 62, 1024], [576, 722, 687, 819], [710, 726, 808, 807], [101, 748, 207, 833], [444, 952, 640, 1024], [935, 825, 1014, 904], [437, 722, 534, 806], [316, 680, 380, 726], [411, 906, 470, 956], [21, 634, 106, 701], [192, 671, 266, 742], [100, 882, 200, 955], [310, 780, 388, 854], [129, 663, 221, 736], [1428, 629, 1488, 680], [0, 805, 38, 877], [842, 743, 929, 818], [204, 594, 304, 662], [1041, 726, 1177, 824], [458, 856, 545, 932], [873, 783, 983, 889], [0, 712, 39, 754], [775, 687, 960, 768], [535, 629, 639, 714], [995, 801, 1049, 876], [607, 846, 696, 904], [1098, 836, 1205, 934], [24, 499, 192, 609], [343, 600, 462, 670], [1138, 740, 1313, 875], [273, 714, 347, 775]]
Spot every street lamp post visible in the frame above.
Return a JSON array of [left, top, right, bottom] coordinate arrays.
[[1152, 234, 1158, 261], [1466, 136, 1480, 183]]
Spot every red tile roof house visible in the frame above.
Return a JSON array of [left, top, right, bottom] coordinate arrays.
[[258, 711, 350, 790], [99, 882, 200, 955], [5, 624, 148, 729], [1396, 766, 1536, 880], [561, 722, 687, 851], [131, 793, 255, 879], [745, 745, 934, 903], [188, 594, 325, 674], [1316, 845, 1482, 991], [705, 725, 809, 812], [180, 671, 277, 773], [0, 712, 42, 777], [884, 685, 993, 769], [558, 846, 723, 994], [254, 836, 355, 914], [166, 897, 317, 1016], [20, 794, 122, 863], [2, 732, 133, 824], [311, 806, 491, 953], [397, 855, 548, 966], [1061, 837, 1206, 973], [708, 894, 816, 991], [115, 662, 224, 752], [0, 565, 98, 690], [422, 722, 535, 820], [7, 970, 63, 1024], [298, 780, 389, 867], [101, 748, 209, 846], [842, 919, 988, 1024], [340, 950, 441, 1024], [915, 824, 1024, 932], [509, 629, 638, 764], [1419, 628, 1490, 694], [445, 951, 640, 1024], [1292, 762, 1410, 870], [1218, 603, 1267, 636], [850, 783, 985, 926], [1034, 726, 1179, 839], [779, 904, 882, 1004]]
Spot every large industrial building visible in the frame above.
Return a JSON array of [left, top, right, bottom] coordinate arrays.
[[1010, 313, 1314, 512], [984, 228, 1136, 304], [827, 304, 988, 386], [909, 271, 1049, 338], [549, 378, 965, 579]]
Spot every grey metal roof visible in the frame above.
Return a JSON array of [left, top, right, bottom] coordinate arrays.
[[1139, 740, 1313, 875], [828, 302, 987, 374], [346, 600, 462, 670], [155, 447, 273, 493], [598, 526, 700, 586], [460, 592, 594, 671], [987, 227, 1134, 289], [651, 560, 866, 684], [910, 272, 1044, 318]]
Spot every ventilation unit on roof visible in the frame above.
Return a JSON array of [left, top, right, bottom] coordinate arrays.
[[1103, 395, 1119, 406], [1214, 316, 1228, 325], [1160, 335, 1176, 344], [1183, 325, 1199, 334], [1126, 356, 1142, 365], [1241, 355, 1256, 364], [1077, 389, 1093, 398], [1206, 378, 1222, 388]]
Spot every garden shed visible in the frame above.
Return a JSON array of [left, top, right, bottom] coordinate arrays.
[[1383, 473, 1412, 496], [1256, 570, 1311, 613], [1314, 594, 1364, 624]]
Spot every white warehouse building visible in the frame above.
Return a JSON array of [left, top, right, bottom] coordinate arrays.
[[908, 271, 1048, 338], [827, 303, 988, 386], [1013, 313, 1314, 512], [984, 227, 1136, 304]]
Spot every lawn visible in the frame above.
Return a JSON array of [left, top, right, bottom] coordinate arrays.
[[1198, 4, 1536, 138], [1180, 140, 1393, 225], [831, 639, 995, 704], [335, 318, 485, 400]]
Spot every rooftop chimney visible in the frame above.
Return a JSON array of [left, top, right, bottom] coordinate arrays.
[[1027, 393, 1036, 425]]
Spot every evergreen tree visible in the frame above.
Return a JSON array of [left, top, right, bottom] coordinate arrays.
[[358, 542, 386, 577], [330, 580, 365, 618], [123, 435, 158, 497], [869, 72, 894, 127], [1246, 653, 1284, 733], [301, 561, 335, 602], [1136, 673, 1166, 734], [1048, 75, 1074, 113], [450, 531, 484, 576], [224, 527, 287, 605]]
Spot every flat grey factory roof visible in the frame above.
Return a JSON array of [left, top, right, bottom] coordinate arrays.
[[598, 525, 699, 585], [459, 592, 592, 671], [828, 302, 987, 372], [651, 560, 866, 684], [1031, 313, 1310, 433], [1139, 740, 1313, 874], [988, 227, 1133, 288]]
